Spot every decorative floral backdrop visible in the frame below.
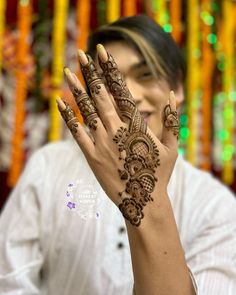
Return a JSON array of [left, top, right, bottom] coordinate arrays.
[[0, 0, 236, 208]]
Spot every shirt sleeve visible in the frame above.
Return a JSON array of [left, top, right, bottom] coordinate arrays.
[[0, 150, 45, 295], [186, 189, 236, 295]]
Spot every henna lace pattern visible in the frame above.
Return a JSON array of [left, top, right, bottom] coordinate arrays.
[[164, 104, 180, 139], [72, 86, 98, 131], [98, 54, 160, 226], [99, 54, 146, 134], [60, 102, 79, 135], [114, 127, 160, 226]]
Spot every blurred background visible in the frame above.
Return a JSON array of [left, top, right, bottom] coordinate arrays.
[[0, 0, 236, 209]]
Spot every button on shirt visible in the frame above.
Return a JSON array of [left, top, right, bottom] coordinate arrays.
[[0, 139, 236, 295]]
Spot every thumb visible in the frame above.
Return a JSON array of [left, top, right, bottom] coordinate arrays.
[[161, 90, 180, 149]]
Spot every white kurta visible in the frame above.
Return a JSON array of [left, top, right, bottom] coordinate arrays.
[[0, 139, 235, 295]]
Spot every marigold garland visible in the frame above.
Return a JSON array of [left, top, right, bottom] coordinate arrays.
[[170, 0, 181, 43], [8, 0, 32, 186], [2, 0, 236, 190], [107, 0, 120, 23], [186, 0, 201, 166], [222, 0, 235, 184], [76, 0, 91, 51], [48, 0, 69, 141], [153, 0, 168, 27], [123, 0, 136, 16], [0, 0, 6, 75], [200, 0, 215, 171]]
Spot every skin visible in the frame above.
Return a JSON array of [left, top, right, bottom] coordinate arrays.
[[57, 42, 195, 295], [99, 41, 184, 140]]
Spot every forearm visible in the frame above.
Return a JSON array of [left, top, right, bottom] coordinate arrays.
[[125, 189, 195, 295]]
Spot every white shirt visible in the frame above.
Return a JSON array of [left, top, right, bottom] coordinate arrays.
[[0, 139, 235, 295]]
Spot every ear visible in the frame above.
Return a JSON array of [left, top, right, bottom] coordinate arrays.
[[173, 83, 184, 110]]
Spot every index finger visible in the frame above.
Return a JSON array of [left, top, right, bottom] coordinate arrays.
[[97, 44, 146, 134]]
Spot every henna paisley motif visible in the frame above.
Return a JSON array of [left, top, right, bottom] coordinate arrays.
[[164, 104, 180, 139], [60, 102, 79, 135]]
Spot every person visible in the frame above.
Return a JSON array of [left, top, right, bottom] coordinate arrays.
[[0, 15, 235, 295]]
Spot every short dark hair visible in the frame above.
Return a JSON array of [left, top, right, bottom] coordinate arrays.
[[87, 15, 186, 89]]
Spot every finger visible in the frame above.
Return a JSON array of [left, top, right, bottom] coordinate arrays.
[[97, 44, 146, 134], [78, 49, 122, 133], [56, 98, 95, 156], [161, 90, 180, 148], [64, 67, 104, 138]]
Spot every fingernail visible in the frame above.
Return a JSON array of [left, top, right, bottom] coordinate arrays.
[[64, 67, 77, 85], [78, 49, 89, 66], [170, 90, 175, 98], [56, 97, 66, 111], [64, 67, 71, 76], [97, 44, 108, 62]]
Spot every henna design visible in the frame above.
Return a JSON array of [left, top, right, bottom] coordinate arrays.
[[60, 102, 79, 135], [118, 198, 144, 226], [72, 86, 98, 130], [99, 53, 146, 133], [99, 53, 160, 226], [163, 104, 180, 139], [80, 54, 103, 96]]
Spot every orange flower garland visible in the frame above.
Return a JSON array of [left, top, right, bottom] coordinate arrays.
[[200, 0, 214, 171], [186, 0, 201, 166], [76, 0, 91, 51], [170, 0, 181, 43], [0, 0, 6, 74], [222, 0, 235, 184], [8, 0, 32, 186], [123, 0, 136, 17]]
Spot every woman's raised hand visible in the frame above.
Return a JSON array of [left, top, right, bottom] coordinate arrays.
[[57, 44, 180, 226]]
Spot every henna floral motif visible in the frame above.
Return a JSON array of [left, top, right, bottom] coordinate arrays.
[[119, 198, 144, 226], [99, 52, 161, 226], [80, 55, 102, 92], [125, 180, 149, 207], [163, 104, 180, 139], [99, 53, 146, 133], [60, 102, 79, 135], [72, 87, 98, 130]]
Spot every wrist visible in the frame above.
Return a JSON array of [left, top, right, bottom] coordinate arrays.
[[124, 189, 173, 232]]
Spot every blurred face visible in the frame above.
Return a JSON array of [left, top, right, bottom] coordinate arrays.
[[97, 41, 183, 139]]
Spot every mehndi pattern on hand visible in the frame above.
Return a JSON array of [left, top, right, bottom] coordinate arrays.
[[163, 104, 180, 139], [99, 49, 160, 226], [60, 101, 80, 135]]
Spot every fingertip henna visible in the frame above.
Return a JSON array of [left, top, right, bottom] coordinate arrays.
[[163, 104, 180, 139], [72, 88, 98, 131], [58, 101, 80, 135]]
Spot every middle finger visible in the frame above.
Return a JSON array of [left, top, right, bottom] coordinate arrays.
[[78, 49, 122, 133]]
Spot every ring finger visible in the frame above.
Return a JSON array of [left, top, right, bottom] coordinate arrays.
[[64, 68, 105, 139]]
